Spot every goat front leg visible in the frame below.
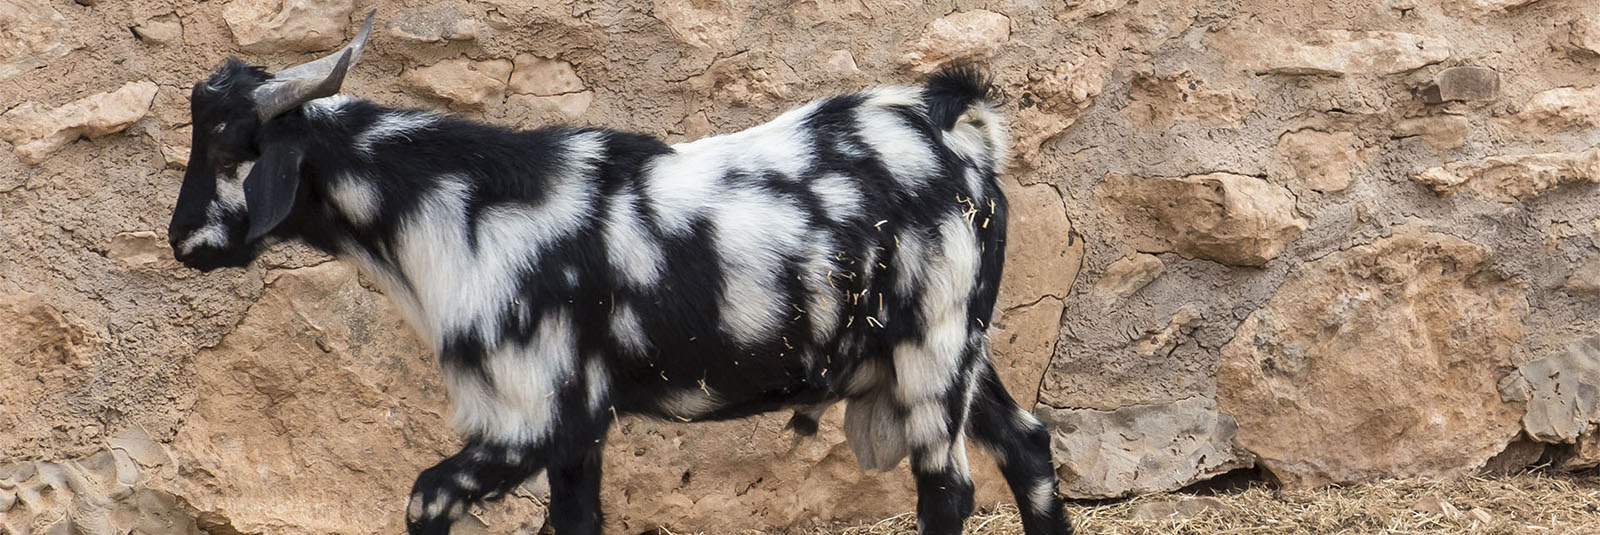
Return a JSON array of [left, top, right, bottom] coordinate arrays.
[[407, 438, 545, 534]]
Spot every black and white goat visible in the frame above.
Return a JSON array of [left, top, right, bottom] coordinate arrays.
[[167, 12, 1069, 535]]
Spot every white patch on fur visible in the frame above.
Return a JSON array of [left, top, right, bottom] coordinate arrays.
[[862, 86, 924, 108], [892, 229, 928, 297], [454, 473, 479, 492], [424, 492, 451, 519], [810, 173, 864, 223], [1016, 406, 1044, 431], [584, 359, 608, 414], [712, 188, 808, 347], [611, 304, 650, 355], [407, 492, 425, 521], [659, 388, 720, 420], [217, 163, 248, 208], [644, 102, 819, 234], [178, 221, 229, 255], [894, 215, 980, 404], [356, 111, 440, 154], [603, 191, 664, 287], [906, 401, 950, 450], [329, 174, 381, 226], [445, 309, 577, 443], [1030, 478, 1057, 516]]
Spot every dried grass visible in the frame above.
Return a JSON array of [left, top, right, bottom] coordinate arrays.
[[810, 471, 1600, 535]]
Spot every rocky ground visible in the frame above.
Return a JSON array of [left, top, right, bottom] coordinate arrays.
[[4, 0, 1600, 533]]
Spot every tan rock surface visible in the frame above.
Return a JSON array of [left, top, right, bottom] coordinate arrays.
[[1038, 397, 1249, 499], [1415, 149, 1600, 199], [1092, 254, 1164, 302], [1123, 71, 1254, 129], [1098, 172, 1309, 266], [1515, 86, 1600, 130], [1273, 130, 1363, 193], [0, 0, 69, 80], [223, 0, 357, 54], [405, 58, 514, 108], [1218, 230, 1528, 487], [1216, 29, 1451, 76], [902, 10, 1012, 73], [0, 81, 158, 164]]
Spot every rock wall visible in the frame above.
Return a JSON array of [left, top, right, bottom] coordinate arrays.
[[3, 0, 1599, 533]]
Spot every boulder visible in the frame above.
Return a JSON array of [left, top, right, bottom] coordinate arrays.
[[222, 0, 356, 54], [1217, 29, 1451, 76], [1037, 397, 1250, 499], [901, 10, 1011, 73], [1218, 229, 1528, 487], [1272, 130, 1363, 193], [404, 58, 513, 107], [1514, 86, 1600, 131], [1091, 254, 1164, 302], [0, 0, 70, 81], [1098, 172, 1309, 266], [1414, 149, 1600, 199], [0, 80, 158, 164], [1420, 66, 1500, 103], [509, 55, 585, 96], [1499, 335, 1600, 443], [1123, 71, 1254, 129]]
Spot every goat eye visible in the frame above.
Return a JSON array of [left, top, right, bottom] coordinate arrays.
[[213, 122, 228, 134]]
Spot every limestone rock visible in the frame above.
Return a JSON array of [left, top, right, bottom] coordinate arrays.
[[1123, 71, 1254, 129], [1012, 61, 1105, 165], [1092, 254, 1163, 302], [1036, 397, 1250, 499], [0, 293, 91, 459], [1219, 29, 1451, 76], [1098, 172, 1309, 266], [404, 58, 513, 107], [222, 0, 356, 54], [1273, 130, 1362, 193], [134, 14, 184, 46], [998, 182, 1082, 310], [0, 80, 159, 164], [509, 55, 585, 96], [791, 0, 873, 22], [1514, 86, 1600, 130], [823, 49, 859, 73], [1566, 255, 1600, 297], [1414, 149, 1600, 199], [105, 231, 171, 268], [1393, 116, 1469, 151], [1447, 0, 1542, 15], [1218, 230, 1527, 487], [654, 0, 743, 50], [384, 3, 479, 43], [0, 0, 70, 81], [1058, 0, 1129, 23], [507, 92, 594, 123], [685, 52, 800, 107], [902, 10, 1011, 73], [1501, 336, 1600, 443], [1569, 14, 1600, 56], [0, 443, 200, 535], [990, 300, 1063, 408], [1421, 66, 1500, 103]]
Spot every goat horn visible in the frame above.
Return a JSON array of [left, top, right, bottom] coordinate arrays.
[[252, 9, 375, 120]]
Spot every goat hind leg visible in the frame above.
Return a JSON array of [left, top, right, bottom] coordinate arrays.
[[968, 365, 1071, 535], [406, 439, 544, 535]]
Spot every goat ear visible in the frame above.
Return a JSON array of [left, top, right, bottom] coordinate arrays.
[[243, 138, 305, 243]]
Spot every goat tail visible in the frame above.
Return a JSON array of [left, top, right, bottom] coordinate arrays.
[[924, 64, 1009, 172]]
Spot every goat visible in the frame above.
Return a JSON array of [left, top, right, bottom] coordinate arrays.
[[166, 11, 1070, 535]]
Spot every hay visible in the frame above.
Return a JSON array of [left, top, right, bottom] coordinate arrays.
[[812, 472, 1600, 535]]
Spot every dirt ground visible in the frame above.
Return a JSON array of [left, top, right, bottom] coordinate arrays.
[[805, 471, 1600, 535]]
